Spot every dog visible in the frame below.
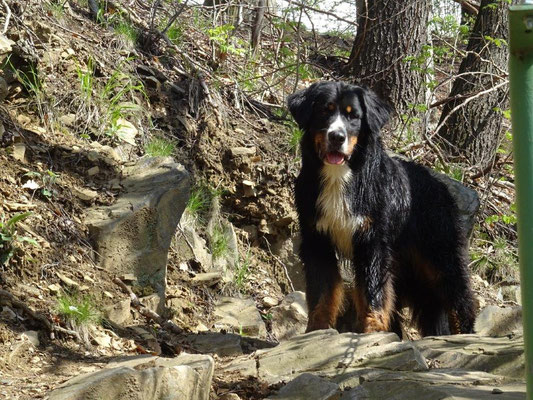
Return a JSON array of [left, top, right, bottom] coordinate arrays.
[[288, 81, 476, 337]]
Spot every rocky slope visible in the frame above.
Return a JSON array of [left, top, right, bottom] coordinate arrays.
[[0, 1, 524, 399]]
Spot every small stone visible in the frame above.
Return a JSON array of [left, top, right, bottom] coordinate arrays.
[[242, 180, 256, 197], [230, 146, 256, 157], [234, 128, 246, 135], [87, 166, 100, 176], [191, 272, 222, 287], [59, 114, 76, 126], [492, 388, 503, 394], [79, 285, 90, 292], [120, 273, 137, 282], [179, 262, 189, 271], [103, 291, 114, 299], [71, 187, 98, 201], [83, 274, 95, 283], [1, 306, 17, 320], [56, 273, 79, 289], [12, 143, 26, 162], [0, 35, 15, 54], [22, 331, 40, 347], [263, 296, 279, 307], [48, 284, 62, 295]]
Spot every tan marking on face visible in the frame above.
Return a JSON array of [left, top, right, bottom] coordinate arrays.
[[346, 105, 352, 113], [346, 136, 358, 156], [328, 102, 335, 111], [314, 131, 327, 156]]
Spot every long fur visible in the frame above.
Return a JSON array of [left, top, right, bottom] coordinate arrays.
[[288, 81, 477, 337]]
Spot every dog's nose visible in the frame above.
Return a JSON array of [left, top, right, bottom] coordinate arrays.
[[328, 130, 346, 145]]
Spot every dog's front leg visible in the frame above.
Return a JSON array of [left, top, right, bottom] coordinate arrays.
[[300, 231, 344, 332], [352, 242, 395, 333]]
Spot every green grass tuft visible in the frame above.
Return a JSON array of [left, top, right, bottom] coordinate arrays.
[[114, 20, 139, 44], [145, 137, 175, 157], [210, 225, 229, 259], [56, 293, 101, 326]]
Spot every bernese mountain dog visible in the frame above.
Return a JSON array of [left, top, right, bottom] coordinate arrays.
[[288, 81, 476, 337]]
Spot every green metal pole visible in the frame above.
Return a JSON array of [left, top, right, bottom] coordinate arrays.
[[509, 2, 533, 398]]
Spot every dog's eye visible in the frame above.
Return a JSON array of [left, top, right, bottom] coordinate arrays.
[[325, 102, 335, 112], [346, 105, 352, 113]]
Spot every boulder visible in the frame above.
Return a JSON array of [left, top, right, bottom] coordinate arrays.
[[86, 157, 189, 296], [475, 305, 523, 337], [270, 291, 308, 341], [49, 354, 214, 400], [213, 297, 267, 338]]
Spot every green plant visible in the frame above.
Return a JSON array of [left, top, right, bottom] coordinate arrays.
[[234, 250, 251, 292], [99, 63, 145, 138], [56, 293, 101, 327], [145, 137, 175, 157], [186, 183, 218, 223], [288, 126, 303, 155], [210, 224, 229, 259], [471, 235, 519, 283], [207, 24, 245, 56], [24, 170, 59, 199], [77, 57, 95, 102], [0, 213, 38, 266], [46, 1, 66, 18], [115, 19, 139, 44], [11, 64, 48, 123]]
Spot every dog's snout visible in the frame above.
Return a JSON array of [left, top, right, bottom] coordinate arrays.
[[328, 130, 346, 145]]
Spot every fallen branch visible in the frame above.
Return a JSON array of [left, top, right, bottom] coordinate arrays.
[[113, 277, 182, 335]]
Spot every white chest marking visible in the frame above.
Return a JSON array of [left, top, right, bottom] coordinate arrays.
[[316, 164, 367, 258]]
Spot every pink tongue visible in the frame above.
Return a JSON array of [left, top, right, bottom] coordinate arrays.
[[326, 152, 344, 165]]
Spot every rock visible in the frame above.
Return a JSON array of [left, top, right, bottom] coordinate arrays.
[[230, 147, 256, 157], [71, 187, 98, 202], [12, 143, 26, 162], [49, 353, 214, 400], [175, 212, 213, 269], [184, 332, 243, 357], [475, 306, 522, 336], [86, 157, 189, 296], [103, 298, 131, 326], [48, 283, 62, 295], [263, 296, 279, 307], [120, 273, 137, 282], [56, 272, 80, 289], [191, 272, 222, 287], [21, 331, 39, 347], [500, 285, 521, 305], [343, 376, 525, 400], [214, 297, 267, 338], [242, 180, 256, 197], [224, 329, 413, 384], [93, 334, 111, 348], [59, 114, 76, 127], [115, 118, 138, 145], [1, 306, 17, 320], [270, 291, 308, 341], [0, 35, 15, 55], [414, 334, 525, 378], [139, 293, 165, 316], [87, 166, 100, 176], [271, 236, 305, 292], [268, 373, 340, 400]]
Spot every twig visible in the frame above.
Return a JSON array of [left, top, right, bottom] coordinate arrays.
[[1, 0, 11, 34]]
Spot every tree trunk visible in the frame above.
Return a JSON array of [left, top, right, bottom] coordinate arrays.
[[436, 0, 511, 168], [348, 1, 431, 115]]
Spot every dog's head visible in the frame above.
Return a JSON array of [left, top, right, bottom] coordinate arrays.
[[288, 81, 391, 165]]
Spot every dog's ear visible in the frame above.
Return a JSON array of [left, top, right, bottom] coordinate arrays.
[[359, 86, 392, 133], [287, 85, 315, 129]]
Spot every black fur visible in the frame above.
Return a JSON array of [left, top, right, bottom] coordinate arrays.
[[288, 81, 476, 336]]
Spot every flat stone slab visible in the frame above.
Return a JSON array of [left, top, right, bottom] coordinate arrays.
[[413, 334, 525, 378], [49, 353, 214, 400], [267, 373, 340, 400], [224, 329, 426, 384]]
